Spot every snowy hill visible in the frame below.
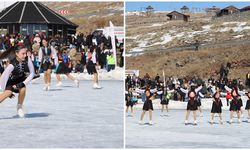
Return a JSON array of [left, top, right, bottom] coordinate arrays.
[[126, 11, 250, 79], [126, 11, 250, 54], [43, 2, 124, 33]]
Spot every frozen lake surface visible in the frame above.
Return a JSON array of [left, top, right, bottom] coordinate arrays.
[[0, 80, 124, 148], [126, 109, 250, 148]]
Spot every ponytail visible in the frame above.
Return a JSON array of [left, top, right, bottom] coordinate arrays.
[[0, 46, 15, 59], [0, 43, 26, 60]]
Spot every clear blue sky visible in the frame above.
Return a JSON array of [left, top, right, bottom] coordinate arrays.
[[126, 2, 250, 12]]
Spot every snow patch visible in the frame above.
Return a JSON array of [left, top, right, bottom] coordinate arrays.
[[151, 23, 165, 27], [202, 25, 212, 31], [126, 35, 139, 40], [126, 11, 144, 16], [223, 22, 247, 26], [220, 22, 250, 32], [130, 47, 144, 52], [234, 35, 244, 38]]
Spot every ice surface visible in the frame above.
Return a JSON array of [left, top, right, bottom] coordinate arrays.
[[0, 80, 124, 148], [126, 109, 250, 148]]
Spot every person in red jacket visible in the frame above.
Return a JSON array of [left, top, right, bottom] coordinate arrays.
[[226, 91, 232, 106]]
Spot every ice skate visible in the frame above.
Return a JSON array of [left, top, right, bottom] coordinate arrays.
[[194, 120, 197, 125], [149, 120, 153, 125], [74, 80, 79, 87], [139, 120, 144, 125], [43, 85, 48, 91], [93, 83, 102, 89], [199, 113, 203, 117], [17, 104, 25, 118], [56, 81, 62, 87]]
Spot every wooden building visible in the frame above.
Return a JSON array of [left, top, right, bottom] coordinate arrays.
[[167, 11, 190, 22]]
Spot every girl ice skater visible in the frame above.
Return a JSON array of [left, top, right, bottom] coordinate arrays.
[[160, 87, 173, 117], [139, 87, 156, 125], [210, 91, 223, 124], [245, 91, 250, 122], [0, 44, 34, 117], [55, 49, 79, 87], [225, 86, 244, 123], [38, 39, 57, 91], [181, 84, 202, 125], [125, 87, 134, 116], [86, 48, 101, 89], [197, 90, 205, 117], [229, 88, 242, 124]]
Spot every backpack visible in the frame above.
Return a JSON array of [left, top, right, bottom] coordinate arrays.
[[62, 54, 69, 64]]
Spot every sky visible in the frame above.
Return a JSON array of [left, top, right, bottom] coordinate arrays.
[[1, 1, 250, 13], [126, 2, 250, 12], [0, 1, 16, 11]]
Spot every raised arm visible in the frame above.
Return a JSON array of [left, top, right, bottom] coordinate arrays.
[[195, 85, 202, 93], [51, 46, 58, 65], [211, 86, 216, 95], [136, 88, 145, 94], [224, 85, 232, 92], [38, 47, 43, 63], [180, 88, 188, 94], [198, 92, 205, 98], [238, 90, 246, 96], [0, 64, 14, 91], [22, 56, 35, 85]]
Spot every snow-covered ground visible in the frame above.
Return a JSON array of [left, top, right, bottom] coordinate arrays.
[[127, 20, 250, 56], [126, 109, 250, 148], [42, 67, 124, 81], [0, 79, 124, 148], [219, 21, 250, 32]]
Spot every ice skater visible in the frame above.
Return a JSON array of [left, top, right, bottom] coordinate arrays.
[[225, 85, 245, 123], [38, 39, 57, 91], [180, 83, 202, 125], [210, 91, 223, 124], [160, 87, 173, 117], [0, 44, 34, 117], [245, 91, 250, 122], [139, 87, 156, 125], [86, 48, 101, 89], [229, 88, 242, 124], [55, 48, 79, 87], [197, 90, 205, 117], [125, 87, 134, 116]]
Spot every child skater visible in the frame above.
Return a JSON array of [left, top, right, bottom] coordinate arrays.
[[211, 90, 223, 124], [181, 83, 202, 125], [55, 48, 79, 87], [38, 39, 57, 91], [0, 44, 34, 117], [86, 47, 101, 89], [225, 85, 245, 123], [160, 87, 174, 117], [229, 88, 242, 124], [245, 91, 250, 122], [126, 87, 134, 117], [197, 90, 205, 117], [139, 87, 156, 125]]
